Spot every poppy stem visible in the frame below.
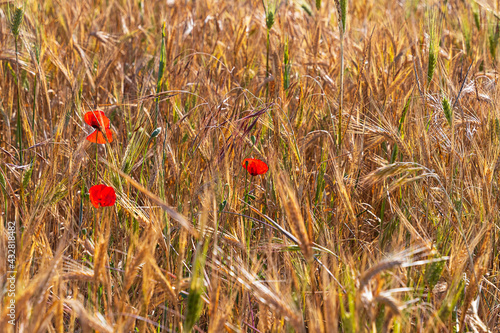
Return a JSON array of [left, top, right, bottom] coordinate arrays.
[[244, 161, 252, 252], [94, 145, 99, 240], [95, 143, 99, 181], [244, 161, 249, 205]]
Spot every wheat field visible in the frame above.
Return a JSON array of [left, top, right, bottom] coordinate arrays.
[[0, 0, 499, 332]]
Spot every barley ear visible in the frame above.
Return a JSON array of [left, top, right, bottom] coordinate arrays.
[[426, 9, 441, 85], [183, 241, 209, 332], [10, 7, 24, 37], [442, 96, 452, 126], [277, 174, 313, 263]]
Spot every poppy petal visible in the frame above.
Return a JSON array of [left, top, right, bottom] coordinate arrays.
[[84, 111, 110, 129], [89, 184, 116, 208], [90, 194, 100, 208], [100, 186, 117, 206], [104, 128, 113, 143], [89, 184, 107, 208], [86, 130, 105, 144], [242, 158, 269, 176], [86, 129, 113, 144]]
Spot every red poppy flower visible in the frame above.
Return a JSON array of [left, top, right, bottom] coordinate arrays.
[[89, 184, 116, 208], [242, 158, 269, 176], [84, 111, 113, 144]]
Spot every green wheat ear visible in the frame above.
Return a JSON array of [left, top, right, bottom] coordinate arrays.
[[462, 14, 471, 56], [283, 37, 290, 90], [316, 0, 321, 10], [473, 7, 481, 31], [427, 9, 441, 85], [266, 9, 274, 30], [488, 20, 499, 62], [424, 258, 446, 290], [301, 3, 312, 16], [442, 97, 452, 126], [183, 241, 208, 333], [334, 0, 347, 32], [262, 0, 275, 30], [11, 7, 24, 37], [340, 0, 347, 31], [427, 50, 437, 83]]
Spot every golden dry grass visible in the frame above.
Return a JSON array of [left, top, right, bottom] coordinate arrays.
[[1, 0, 500, 332]]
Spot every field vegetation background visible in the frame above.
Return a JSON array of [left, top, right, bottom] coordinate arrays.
[[1, 0, 500, 331]]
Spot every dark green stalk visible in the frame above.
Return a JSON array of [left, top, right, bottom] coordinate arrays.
[[263, 1, 275, 102], [283, 37, 290, 90], [266, 28, 270, 78], [11, 7, 24, 165], [32, 43, 40, 141], [155, 23, 166, 129]]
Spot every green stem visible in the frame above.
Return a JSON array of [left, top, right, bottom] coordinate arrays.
[[32, 64, 37, 135], [94, 146, 99, 241], [265, 28, 270, 103], [15, 35, 22, 165], [338, 30, 344, 147], [31, 72, 37, 163], [266, 29, 270, 78]]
